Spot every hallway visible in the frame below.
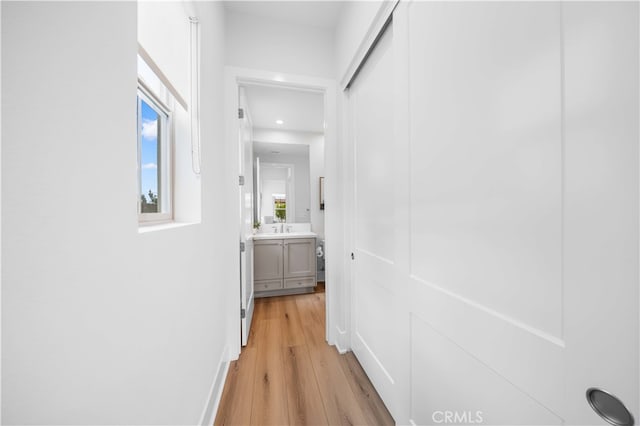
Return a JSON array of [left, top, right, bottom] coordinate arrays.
[[214, 286, 394, 425], [2, 2, 639, 424]]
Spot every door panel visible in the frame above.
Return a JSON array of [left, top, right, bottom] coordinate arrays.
[[239, 87, 255, 346], [563, 2, 639, 423], [253, 240, 283, 281], [410, 1, 563, 340], [403, 2, 638, 424], [350, 22, 400, 417], [408, 3, 565, 423], [410, 315, 562, 426], [354, 25, 395, 264], [283, 238, 316, 278]]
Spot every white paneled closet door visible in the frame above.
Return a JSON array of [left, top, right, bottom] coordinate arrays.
[[403, 2, 638, 425], [349, 1, 638, 425], [348, 17, 411, 421]]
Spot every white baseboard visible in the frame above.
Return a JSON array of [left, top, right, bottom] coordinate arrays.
[[334, 326, 348, 354], [198, 344, 230, 426]]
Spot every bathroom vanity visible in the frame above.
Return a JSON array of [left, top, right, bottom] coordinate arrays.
[[252, 232, 317, 297]]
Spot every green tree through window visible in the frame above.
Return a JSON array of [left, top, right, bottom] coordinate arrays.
[[274, 197, 286, 222]]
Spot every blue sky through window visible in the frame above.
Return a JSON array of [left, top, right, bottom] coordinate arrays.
[[140, 99, 159, 200]]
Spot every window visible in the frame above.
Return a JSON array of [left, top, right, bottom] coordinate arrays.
[[137, 85, 172, 222], [273, 195, 287, 222], [136, 16, 201, 227]]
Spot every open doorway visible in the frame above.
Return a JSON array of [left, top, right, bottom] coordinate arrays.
[[236, 80, 327, 348]]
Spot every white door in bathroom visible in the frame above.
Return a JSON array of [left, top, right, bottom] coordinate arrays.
[[238, 87, 255, 346]]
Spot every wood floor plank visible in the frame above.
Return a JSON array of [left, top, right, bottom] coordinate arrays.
[[214, 347, 258, 426], [250, 319, 289, 425], [215, 286, 394, 426], [280, 297, 307, 347], [257, 295, 285, 320], [299, 302, 370, 426], [282, 344, 330, 425], [339, 352, 395, 426]]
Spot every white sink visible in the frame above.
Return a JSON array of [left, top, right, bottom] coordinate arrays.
[[252, 231, 317, 240]]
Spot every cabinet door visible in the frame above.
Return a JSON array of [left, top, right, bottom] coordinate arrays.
[[253, 240, 283, 281], [284, 238, 316, 279]]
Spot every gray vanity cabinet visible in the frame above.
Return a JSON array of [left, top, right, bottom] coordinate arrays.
[[254, 237, 316, 295]]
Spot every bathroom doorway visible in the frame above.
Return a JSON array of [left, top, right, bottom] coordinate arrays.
[[229, 71, 334, 354]]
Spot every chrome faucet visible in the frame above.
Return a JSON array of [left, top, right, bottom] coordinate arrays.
[[272, 225, 278, 233]]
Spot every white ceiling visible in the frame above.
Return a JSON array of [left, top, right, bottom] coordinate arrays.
[[223, 1, 345, 30], [244, 84, 325, 133]]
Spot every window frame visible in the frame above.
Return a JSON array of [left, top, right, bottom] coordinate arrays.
[[273, 194, 287, 223], [137, 81, 174, 224]]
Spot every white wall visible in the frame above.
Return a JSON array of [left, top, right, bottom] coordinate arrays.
[[253, 129, 325, 238], [225, 9, 334, 79], [2, 2, 233, 424]]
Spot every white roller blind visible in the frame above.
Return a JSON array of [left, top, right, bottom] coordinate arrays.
[[138, 1, 201, 175], [138, 1, 190, 109], [189, 16, 201, 174]]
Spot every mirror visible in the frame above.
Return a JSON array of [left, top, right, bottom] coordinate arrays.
[[254, 142, 310, 224]]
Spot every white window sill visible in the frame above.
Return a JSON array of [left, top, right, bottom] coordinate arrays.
[[138, 221, 198, 234]]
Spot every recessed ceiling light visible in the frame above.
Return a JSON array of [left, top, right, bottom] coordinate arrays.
[[276, 119, 284, 125]]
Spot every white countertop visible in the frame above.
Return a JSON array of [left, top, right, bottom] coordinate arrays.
[[251, 231, 317, 240]]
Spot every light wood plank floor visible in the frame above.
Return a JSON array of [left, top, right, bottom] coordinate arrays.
[[214, 284, 395, 426]]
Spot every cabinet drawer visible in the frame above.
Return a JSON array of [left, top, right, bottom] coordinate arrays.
[[284, 276, 316, 289], [255, 279, 283, 292]]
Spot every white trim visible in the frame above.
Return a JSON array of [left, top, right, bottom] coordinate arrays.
[[261, 162, 295, 223], [410, 274, 566, 348], [334, 326, 348, 354], [137, 86, 174, 224], [339, 0, 399, 90], [189, 16, 202, 175], [224, 66, 337, 358], [137, 221, 198, 234], [138, 44, 188, 111], [197, 345, 230, 426], [0, 3, 3, 422], [354, 331, 395, 386]]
